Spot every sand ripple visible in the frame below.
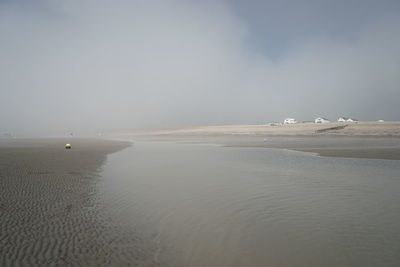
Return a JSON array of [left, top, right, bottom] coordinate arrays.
[[0, 139, 157, 266]]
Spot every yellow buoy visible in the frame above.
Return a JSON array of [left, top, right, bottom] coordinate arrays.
[[65, 143, 72, 149]]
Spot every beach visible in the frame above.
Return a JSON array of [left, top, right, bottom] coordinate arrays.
[[1, 135, 400, 266], [126, 121, 400, 137], [0, 138, 138, 266], [3, 0, 400, 265], [118, 122, 400, 160]]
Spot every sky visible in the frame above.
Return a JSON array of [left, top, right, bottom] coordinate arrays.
[[1, 0, 400, 135]]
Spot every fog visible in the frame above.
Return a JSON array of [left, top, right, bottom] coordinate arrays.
[[1, 0, 400, 136]]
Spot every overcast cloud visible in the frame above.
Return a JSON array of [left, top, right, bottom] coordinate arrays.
[[1, 0, 400, 136]]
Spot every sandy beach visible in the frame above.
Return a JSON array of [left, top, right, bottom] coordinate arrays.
[[0, 138, 136, 266], [116, 122, 400, 160], [1, 136, 399, 266], [127, 121, 400, 137]]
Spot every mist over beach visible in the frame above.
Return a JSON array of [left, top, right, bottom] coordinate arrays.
[[1, 0, 400, 266], [1, 0, 400, 136]]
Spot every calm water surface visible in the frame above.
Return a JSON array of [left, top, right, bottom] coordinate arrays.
[[100, 141, 400, 267]]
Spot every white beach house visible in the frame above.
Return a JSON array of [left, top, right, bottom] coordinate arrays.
[[315, 117, 330, 123], [338, 117, 358, 122], [283, 118, 297, 124]]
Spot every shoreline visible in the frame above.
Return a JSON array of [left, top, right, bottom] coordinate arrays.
[[225, 144, 400, 160], [111, 122, 400, 160], [117, 121, 400, 137], [126, 135, 400, 161]]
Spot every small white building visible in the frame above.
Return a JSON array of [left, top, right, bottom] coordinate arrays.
[[338, 117, 358, 122], [283, 118, 297, 124], [315, 117, 330, 123]]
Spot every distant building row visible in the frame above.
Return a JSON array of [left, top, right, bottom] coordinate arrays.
[[337, 117, 358, 123], [283, 117, 359, 124]]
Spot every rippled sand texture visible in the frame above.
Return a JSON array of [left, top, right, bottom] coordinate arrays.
[[0, 139, 153, 266]]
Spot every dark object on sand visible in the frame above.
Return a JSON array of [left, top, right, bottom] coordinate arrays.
[[65, 143, 72, 149], [316, 124, 348, 133]]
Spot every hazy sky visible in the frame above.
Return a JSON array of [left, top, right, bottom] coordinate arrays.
[[1, 0, 400, 135]]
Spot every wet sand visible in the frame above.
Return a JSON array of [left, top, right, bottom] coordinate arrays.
[[2, 137, 399, 266], [126, 135, 400, 160], [292, 147, 400, 160], [0, 138, 149, 266], [223, 136, 400, 160]]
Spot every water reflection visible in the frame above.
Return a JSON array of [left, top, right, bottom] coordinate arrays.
[[100, 141, 400, 267]]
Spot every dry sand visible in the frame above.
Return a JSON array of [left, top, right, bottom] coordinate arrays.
[[0, 138, 157, 266], [115, 122, 400, 160], [127, 121, 400, 137]]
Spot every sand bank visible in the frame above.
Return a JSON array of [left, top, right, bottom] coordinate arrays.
[[124, 134, 400, 160], [221, 136, 400, 160], [0, 138, 142, 266], [125, 121, 400, 137], [115, 122, 400, 160]]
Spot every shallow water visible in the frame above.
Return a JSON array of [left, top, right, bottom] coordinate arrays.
[[100, 141, 400, 267]]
